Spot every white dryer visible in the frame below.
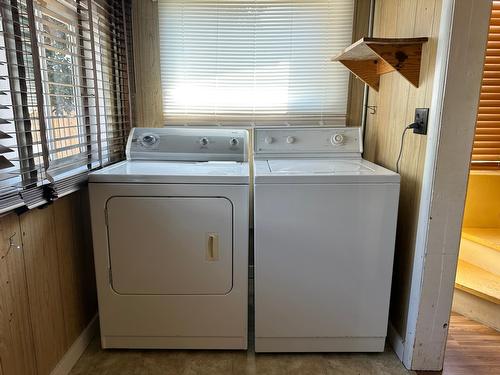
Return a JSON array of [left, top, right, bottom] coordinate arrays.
[[253, 127, 400, 353], [89, 127, 249, 349]]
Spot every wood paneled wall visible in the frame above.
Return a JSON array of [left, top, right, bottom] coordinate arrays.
[[347, 0, 371, 127], [363, 0, 442, 338], [132, 0, 163, 127], [462, 173, 500, 228], [131, 0, 369, 128], [0, 191, 96, 375]]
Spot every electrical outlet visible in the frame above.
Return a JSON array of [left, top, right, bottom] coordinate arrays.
[[413, 108, 429, 135]]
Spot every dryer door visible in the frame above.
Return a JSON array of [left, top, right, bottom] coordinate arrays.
[[106, 196, 233, 295]]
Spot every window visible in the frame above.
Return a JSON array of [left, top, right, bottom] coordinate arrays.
[[472, 1, 500, 169], [0, 0, 47, 209], [37, 1, 96, 180], [0, 0, 133, 214], [158, 0, 354, 126], [92, 0, 131, 165]]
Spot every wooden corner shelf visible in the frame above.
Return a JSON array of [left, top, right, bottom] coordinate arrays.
[[332, 37, 428, 91]]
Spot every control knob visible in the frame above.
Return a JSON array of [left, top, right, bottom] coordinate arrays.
[[264, 136, 274, 144], [331, 133, 344, 145], [229, 138, 239, 146], [286, 136, 296, 144], [140, 133, 159, 147], [199, 137, 209, 146]]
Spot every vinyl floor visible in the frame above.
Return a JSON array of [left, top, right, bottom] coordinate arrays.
[[70, 338, 413, 375], [70, 313, 500, 374]]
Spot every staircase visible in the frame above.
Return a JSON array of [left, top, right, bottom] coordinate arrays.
[[454, 229, 500, 330]]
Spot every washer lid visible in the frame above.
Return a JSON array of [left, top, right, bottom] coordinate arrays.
[[267, 159, 375, 173], [89, 160, 249, 184], [254, 158, 399, 184]]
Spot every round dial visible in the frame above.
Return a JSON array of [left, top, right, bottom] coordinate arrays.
[[331, 133, 344, 145], [229, 138, 239, 147], [264, 136, 274, 145], [286, 136, 296, 144], [199, 137, 209, 146], [139, 133, 159, 148]]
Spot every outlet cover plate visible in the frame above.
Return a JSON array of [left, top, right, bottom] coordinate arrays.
[[414, 108, 429, 135]]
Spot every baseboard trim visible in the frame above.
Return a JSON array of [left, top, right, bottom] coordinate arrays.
[[387, 321, 405, 364], [50, 315, 98, 375]]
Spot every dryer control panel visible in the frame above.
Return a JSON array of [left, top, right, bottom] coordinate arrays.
[[254, 127, 362, 158], [127, 127, 248, 162]]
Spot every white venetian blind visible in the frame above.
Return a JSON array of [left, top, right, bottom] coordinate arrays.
[[0, 0, 133, 214], [158, 0, 354, 126], [0, 0, 48, 210]]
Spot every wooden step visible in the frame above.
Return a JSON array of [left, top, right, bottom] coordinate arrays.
[[452, 289, 500, 331], [460, 238, 500, 276], [455, 260, 500, 304], [462, 227, 500, 252]]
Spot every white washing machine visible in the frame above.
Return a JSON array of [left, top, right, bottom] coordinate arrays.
[[89, 127, 249, 349], [253, 127, 400, 353]]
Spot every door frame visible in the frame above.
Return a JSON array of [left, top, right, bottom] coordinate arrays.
[[397, 0, 492, 370]]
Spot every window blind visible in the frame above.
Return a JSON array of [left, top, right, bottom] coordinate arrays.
[[34, 0, 100, 194], [158, 0, 354, 126], [0, 11, 25, 211], [92, 0, 131, 165], [0, 0, 133, 214], [472, 1, 500, 169], [0, 0, 49, 209]]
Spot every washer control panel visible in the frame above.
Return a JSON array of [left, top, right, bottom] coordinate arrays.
[[127, 127, 248, 162], [254, 127, 362, 156]]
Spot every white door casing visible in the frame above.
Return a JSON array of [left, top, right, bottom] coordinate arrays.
[[399, 0, 491, 370]]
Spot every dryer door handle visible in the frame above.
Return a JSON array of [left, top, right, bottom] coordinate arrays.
[[206, 233, 219, 261]]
